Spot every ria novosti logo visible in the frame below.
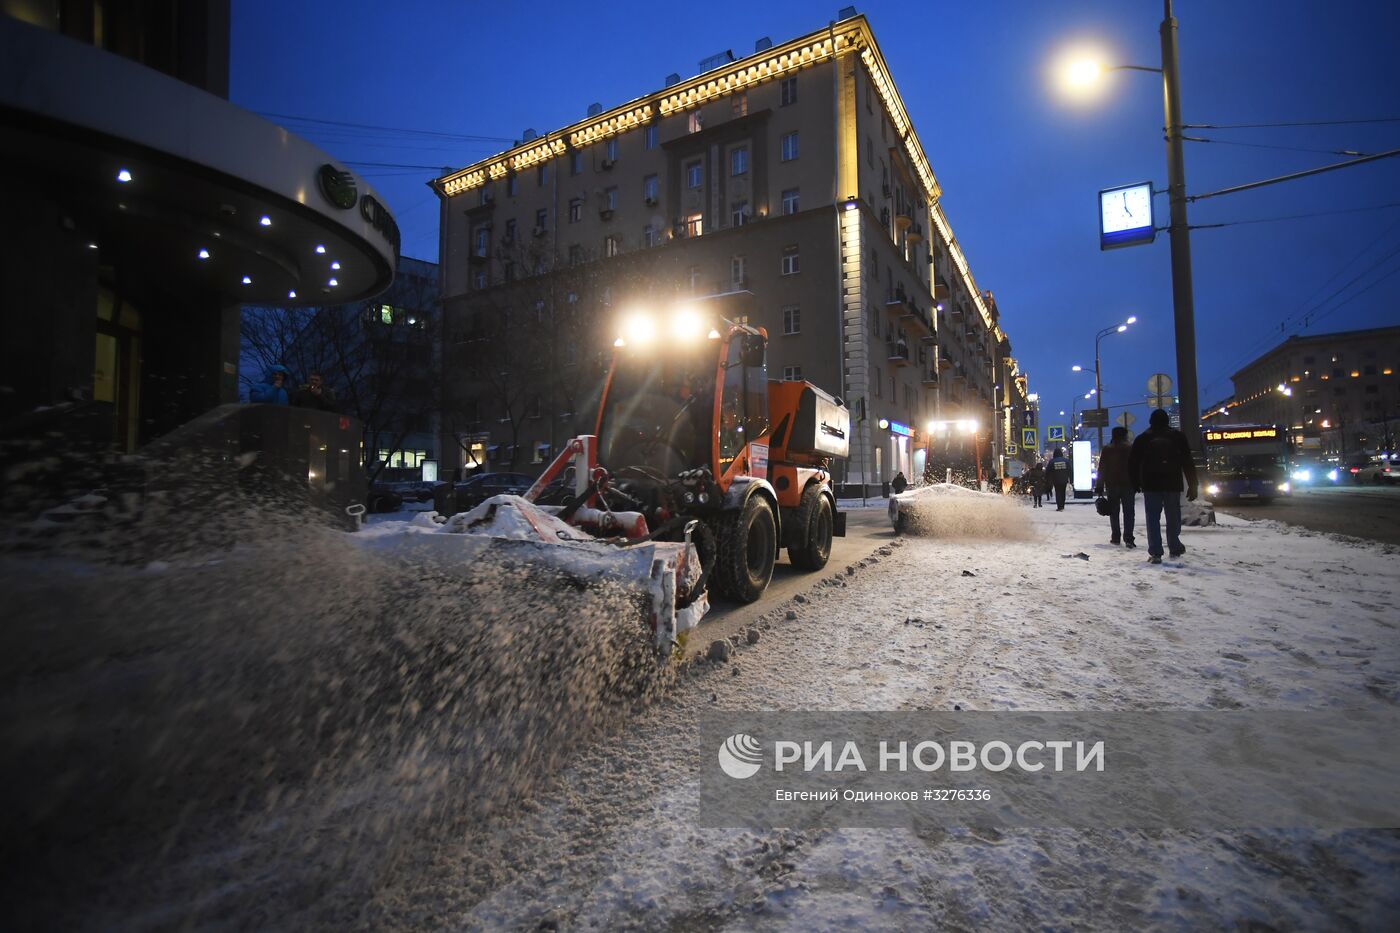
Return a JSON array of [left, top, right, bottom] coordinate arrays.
[[718, 733, 763, 779]]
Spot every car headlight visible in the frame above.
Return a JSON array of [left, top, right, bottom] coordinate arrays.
[[1278, 482, 1290, 493], [1327, 469, 1339, 482], [1207, 484, 1220, 495], [1291, 469, 1311, 482]]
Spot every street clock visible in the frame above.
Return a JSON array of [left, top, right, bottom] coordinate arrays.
[[1099, 181, 1155, 250]]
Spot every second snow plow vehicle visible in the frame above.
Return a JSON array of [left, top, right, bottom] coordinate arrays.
[[525, 305, 849, 607]]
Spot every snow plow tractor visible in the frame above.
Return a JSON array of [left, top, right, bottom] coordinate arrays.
[[526, 305, 848, 606]]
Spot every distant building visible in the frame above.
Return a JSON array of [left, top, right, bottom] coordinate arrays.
[[1208, 325, 1400, 456], [0, 4, 396, 452], [428, 13, 1032, 489]]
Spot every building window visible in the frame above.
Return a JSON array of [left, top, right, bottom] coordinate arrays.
[[504, 261, 516, 282], [479, 186, 492, 206], [504, 218, 516, 243], [781, 245, 800, 276], [474, 226, 490, 253], [570, 151, 582, 175], [781, 132, 799, 161], [568, 198, 583, 223], [537, 164, 547, 186], [782, 188, 800, 215], [644, 124, 657, 149], [533, 441, 551, 463], [473, 269, 488, 289], [874, 365, 882, 397], [731, 200, 750, 226], [866, 82, 872, 112], [606, 138, 618, 162], [535, 208, 547, 231], [731, 255, 746, 286], [507, 174, 517, 197], [783, 305, 800, 335], [604, 186, 618, 211], [688, 266, 702, 293], [781, 76, 797, 106], [688, 110, 704, 133], [1365, 384, 1379, 394], [1364, 364, 1377, 376], [731, 93, 748, 117], [569, 244, 583, 265], [605, 235, 620, 258], [643, 174, 658, 203], [783, 365, 803, 382], [644, 224, 659, 247], [686, 161, 703, 188], [684, 212, 703, 238], [731, 146, 748, 176]]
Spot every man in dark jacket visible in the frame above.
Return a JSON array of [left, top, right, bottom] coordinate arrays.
[[1025, 462, 1045, 507], [293, 370, 338, 412], [1095, 426, 1136, 547], [1046, 447, 1071, 510], [1129, 408, 1199, 564]]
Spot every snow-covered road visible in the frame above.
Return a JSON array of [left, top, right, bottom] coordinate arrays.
[[366, 495, 1400, 930]]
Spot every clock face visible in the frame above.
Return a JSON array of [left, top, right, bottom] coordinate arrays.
[[1101, 184, 1153, 235]]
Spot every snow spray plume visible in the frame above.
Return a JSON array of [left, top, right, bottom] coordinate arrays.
[[897, 484, 1037, 540], [0, 483, 669, 927]]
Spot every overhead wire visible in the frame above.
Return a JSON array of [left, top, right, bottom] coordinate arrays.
[[1183, 117, 1400, 129]]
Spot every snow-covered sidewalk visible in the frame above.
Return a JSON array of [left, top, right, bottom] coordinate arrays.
[[366, 497, 1400, 930]]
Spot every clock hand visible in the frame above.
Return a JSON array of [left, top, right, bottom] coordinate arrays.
[[1123, 191, 1132, 217]]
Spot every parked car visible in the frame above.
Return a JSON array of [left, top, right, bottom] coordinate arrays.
[[443, 471, 534, 513], [367, 482, 404, 513], [1348, 455, 1397, 485], [391, 480, 442, 503]]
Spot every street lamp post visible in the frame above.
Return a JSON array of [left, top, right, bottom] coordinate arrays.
[[1092, 317, 1136, 450]]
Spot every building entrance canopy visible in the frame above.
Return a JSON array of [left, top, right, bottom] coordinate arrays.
[[0, 16, 396, 306]]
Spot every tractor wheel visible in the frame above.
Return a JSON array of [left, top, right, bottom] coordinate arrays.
[[788, 485, 834, 571], [715, 496, 777, 603]]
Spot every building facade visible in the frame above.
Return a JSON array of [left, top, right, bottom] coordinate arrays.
[[0, 3, 397, 454], [431, 13, 1031, 488], [1207, 325, 1400, 457]]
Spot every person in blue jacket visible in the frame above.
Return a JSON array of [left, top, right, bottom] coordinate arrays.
[[1046, 447, 1071, 510], [250, 365, 293, 405]]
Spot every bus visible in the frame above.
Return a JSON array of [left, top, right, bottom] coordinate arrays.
[[1202, 424, 1291, 502]]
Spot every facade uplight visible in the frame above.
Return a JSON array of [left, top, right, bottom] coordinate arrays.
[[116, 168, 132, 183], [241, 275, 252, 284], [330, 261, 341, 270], [288, 290, 297, 299], [198, 249, 210, 260], [315, 244, 326, 254], [328, 278, 338, 287], [259, 215, 272, 227]]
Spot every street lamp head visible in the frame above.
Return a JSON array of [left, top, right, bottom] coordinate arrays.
[[1116, 324, 1128, 332], [1072, 364, 1083, 372], [1126, 315, 1137, 324]]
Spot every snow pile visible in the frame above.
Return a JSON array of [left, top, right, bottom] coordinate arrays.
[[439, 494, 595, 540], [893, 483, 1036, 540]]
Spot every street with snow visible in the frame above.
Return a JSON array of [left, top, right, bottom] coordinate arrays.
[[11, 488, 1395, 928]]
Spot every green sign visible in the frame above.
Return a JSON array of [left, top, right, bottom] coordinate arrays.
[[1021, 427, 1038, 450]]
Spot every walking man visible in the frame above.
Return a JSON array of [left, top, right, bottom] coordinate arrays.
[[1026, 461, 1045, 508], [1129, 409, 1198, 564], [1047, 447, 1071, 511], [1095, 426, 1136, 547]]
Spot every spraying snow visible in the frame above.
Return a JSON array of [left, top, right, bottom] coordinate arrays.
[[889, 483, 1037, 540]]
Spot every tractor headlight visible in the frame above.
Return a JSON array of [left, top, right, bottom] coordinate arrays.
[[1207, 484, 1220, 496], [697, 491, 709, 504], [1327, 469, 1339, 482], [622, 312, 656, 345], [683, 490, 695, 504], [671, 307, 704, 341], [1278, 482, 1290, 493], [1291, 469, 1311, 482]]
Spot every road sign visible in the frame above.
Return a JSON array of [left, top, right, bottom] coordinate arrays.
[[1148, 393, 1175, 410], [1116, 411, 1136, 428], [1021, 427, 1038, 449], [1147, 373, 1173, 397], [1081, 407, 1110, 428], [1005, 444, 1018, 456], [1047, 425, 1067, 443]]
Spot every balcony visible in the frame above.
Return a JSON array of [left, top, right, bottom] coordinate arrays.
[[469, 247, 489, 265], [885, 288, 912, 317], [906, 222, 924, 244], [887, 339, 911, 366], [895, 209, 913, 230], [938, 350, 954, 371], [921, 367, 939, 387], [933, 275, 950, 301], [948, 302, 963, 322]]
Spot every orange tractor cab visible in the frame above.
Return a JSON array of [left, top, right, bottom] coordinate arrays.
[[525, 306, 849, 603]]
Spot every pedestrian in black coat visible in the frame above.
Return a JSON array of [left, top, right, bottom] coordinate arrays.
[[1046, 448, 1071, 510], [1129, 409, 1199, 563]]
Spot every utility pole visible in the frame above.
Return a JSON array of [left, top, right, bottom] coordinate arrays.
[[1160, 0, 1201, 457]]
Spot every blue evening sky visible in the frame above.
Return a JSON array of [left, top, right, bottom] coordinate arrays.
[[231, 0, 1400, 420]]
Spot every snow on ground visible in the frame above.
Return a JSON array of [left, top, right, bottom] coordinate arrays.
[[366, 497, 1400, 931]]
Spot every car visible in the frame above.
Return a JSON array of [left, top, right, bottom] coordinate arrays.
[[446, 471, 534, 512], [1348, 455, 1398, 485], [391, 480, 442, 503], [367, 482, 404, 513]]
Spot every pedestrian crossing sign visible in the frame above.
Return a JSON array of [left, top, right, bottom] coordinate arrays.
[[1021, 427, 1037, 450], [1047, 425, 1066, 443]]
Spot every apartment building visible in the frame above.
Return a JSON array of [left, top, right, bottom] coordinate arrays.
[[431, 11, 1032, 488], [1207, 325, 1400, 457]]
